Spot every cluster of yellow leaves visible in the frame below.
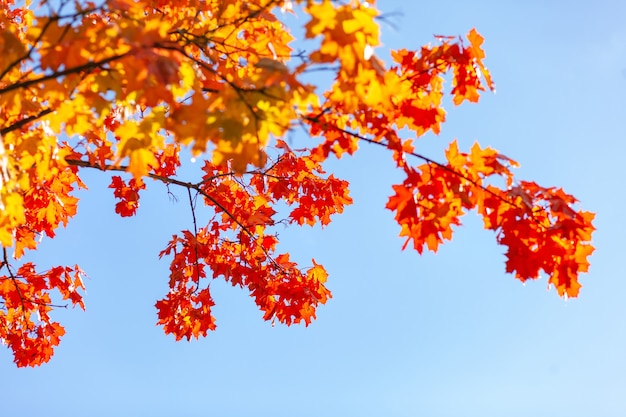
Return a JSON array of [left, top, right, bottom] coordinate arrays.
[[0, 0, 594, 367]]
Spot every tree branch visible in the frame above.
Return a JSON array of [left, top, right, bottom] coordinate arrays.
[[302, 114, 532, 215], [64, 158, 286, 272], [0, 108, 52, 136], [0, 53, 130, 96]]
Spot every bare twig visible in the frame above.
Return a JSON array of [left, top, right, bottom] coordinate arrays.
[[1, 248, 30, 330], [186, 187, 202, 292]]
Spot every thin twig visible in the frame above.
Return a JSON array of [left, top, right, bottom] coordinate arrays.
[[186, 187, 202, 292], [2, 248, 30, 330]]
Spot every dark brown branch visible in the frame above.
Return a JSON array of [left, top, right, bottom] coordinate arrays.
[[302, 114, 526, 214], [0, 53, 130, 96], [2, 66, 100, 136], [65, 158, 285, 271], [0, 108, 52, 136]]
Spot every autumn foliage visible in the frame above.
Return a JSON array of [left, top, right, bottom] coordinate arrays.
[[0, 0, 594, 367]]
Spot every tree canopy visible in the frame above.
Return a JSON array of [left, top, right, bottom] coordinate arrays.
[[0, 0, 595, 367]]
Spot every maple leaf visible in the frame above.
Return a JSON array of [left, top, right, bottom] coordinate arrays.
[[109, 176, 145, 217]]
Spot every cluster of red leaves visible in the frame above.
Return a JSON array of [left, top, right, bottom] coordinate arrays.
[[109, 175, 146, 217], [0, 260, 84, 367], [386, 141, 594, 297], [0, 137, 86, 366], [155, 141, 349, 340]]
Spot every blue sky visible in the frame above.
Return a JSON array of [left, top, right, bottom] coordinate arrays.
[[4, 1, 626, 416]]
